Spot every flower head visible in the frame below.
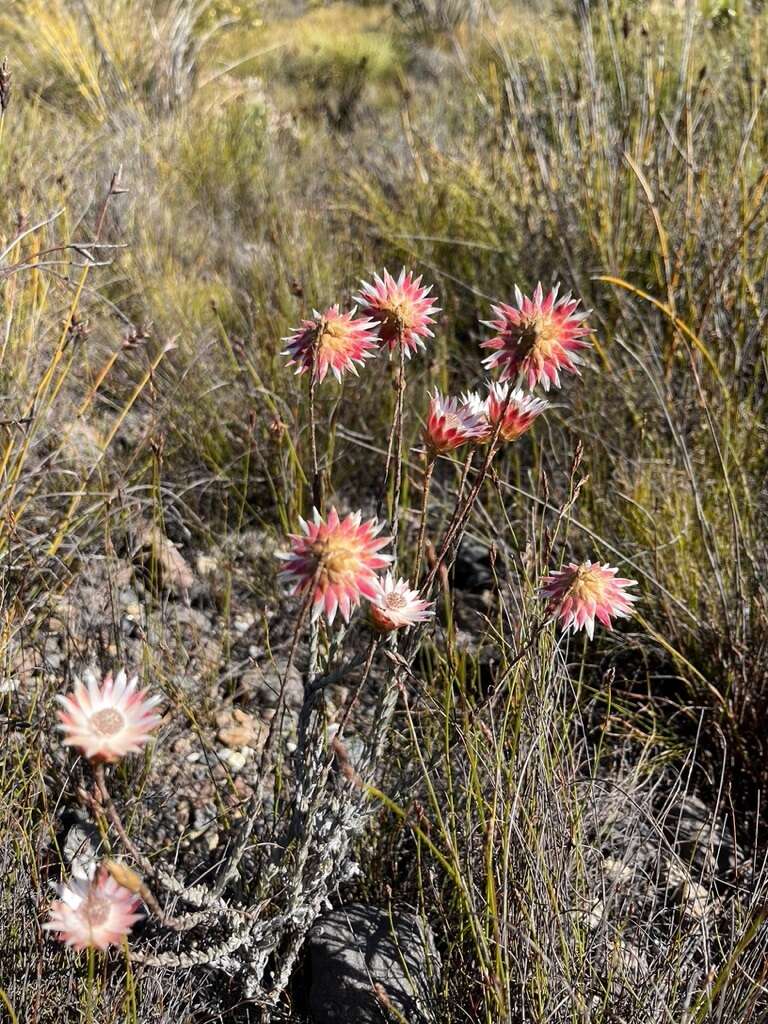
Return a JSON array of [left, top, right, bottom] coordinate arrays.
[[424, 389, 488, 454], [485, 382, 548, 441], [368, 573, 434, 632], [283, 305, 379, 384], [278, 507, 392, 624], [461, 382, 548, 443], [482, 283, 591, 390], [57, 670, 162, 763], [44, 868, 143, 951], [356, 268, 439, 357], [540, 560, 638, 639]]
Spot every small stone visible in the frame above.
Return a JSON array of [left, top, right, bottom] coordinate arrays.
[[219, 723, 266, 749], [196, 554, 219, 577], [135, 524, 194, 596], [176, 798, 191, 829], [114, 564, 135, 587], [667, 860, 712, 919], [199, 638, 222, 669], [602, 857, 635, 884], [219, 747, 247, 771], [233, 613, 256, 635]]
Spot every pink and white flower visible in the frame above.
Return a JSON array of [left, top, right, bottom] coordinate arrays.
[[44, 868, 143, 951], [485, 382, 548, 441], [356, 268, 439, 357], [540, 560, 638, 639], [461, 382, 548, 443], [482, 283, 591, 390], [57, 670, 162, 763], [424, 389, 488, 454], [278, 507, 392, 624], [283, 305, 379, 384], [368, 573, 434, 632]]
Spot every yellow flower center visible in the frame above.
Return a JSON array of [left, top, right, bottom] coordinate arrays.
[[570, 565, 606, 602], [514, 313, 559, 363], [90, 708, 125, 736], [311, 538, 360, 581], [318, 320, 351, 354], [384, 592, 407, 610]]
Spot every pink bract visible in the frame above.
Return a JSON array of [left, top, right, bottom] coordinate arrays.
[[278, 507, 392, 624], [57, 669, 162, 763], [356, 268, 439, 357], [540, 560, 638, 639], [462, 382, 548, 443], [482, 283, 591, 390], [283, 305, 379, 384], [424, 389, 488, 454]]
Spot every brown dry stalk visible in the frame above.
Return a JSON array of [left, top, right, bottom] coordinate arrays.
[[308, 363, 323, 510], [414, 454, 434, 585]]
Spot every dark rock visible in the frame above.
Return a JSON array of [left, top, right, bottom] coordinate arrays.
[[453, 536, 495, 593], [307, 902, 439, 1023]]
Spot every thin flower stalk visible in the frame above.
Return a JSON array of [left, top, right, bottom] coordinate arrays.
[[414, 453, 435, 585], [421, 392, 512, 597], [390, 336, 407, 553], [308, 365, 322, 509]]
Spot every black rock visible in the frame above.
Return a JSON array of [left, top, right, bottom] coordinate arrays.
[[307, 903, 440, 1023], [453, 537, 495, 593]]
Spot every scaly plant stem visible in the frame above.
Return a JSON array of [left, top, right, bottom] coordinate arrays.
[[456, 447, 474, 501], [421, 384, 524, 598], [92, 763, 152, 875], [378, 369, 399, 517], [414, 454, 434, 585], [429, 448, 474, 574]]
